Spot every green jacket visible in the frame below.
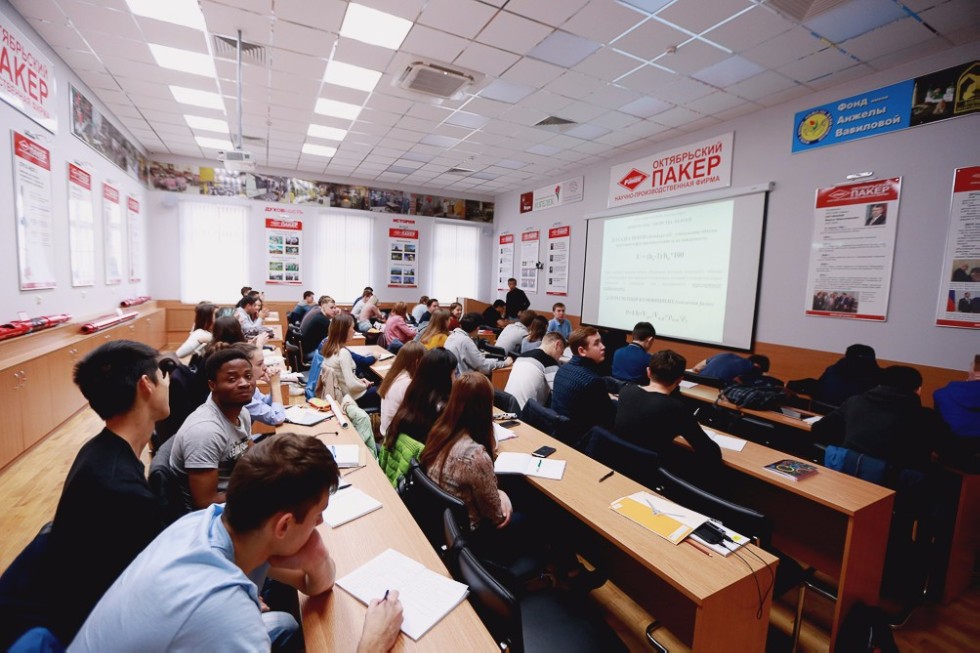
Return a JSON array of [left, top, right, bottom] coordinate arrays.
[[377, 433, 424, 487]]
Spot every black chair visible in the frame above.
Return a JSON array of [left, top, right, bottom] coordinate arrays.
[[478, 339, 507, 360], [443, 510, 626, 653], [0, 522, 54, 651], [493, 389, 522, 415], [682, 371, 727, 388], [148, 436, 192, 526], [581, 426, 660, 487], [402, 460, 470, 551], [651, 466, 812, 650], [520, 399, 574, 447]]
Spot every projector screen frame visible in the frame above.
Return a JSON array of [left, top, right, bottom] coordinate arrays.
[[579, 183, 773, 352]]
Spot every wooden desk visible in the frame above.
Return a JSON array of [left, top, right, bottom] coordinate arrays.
[[497, 423, 778, 651], [680, 383, 815, 432], [943, 467, 980, 603], [348, 345, 393, 379], [695, 432, 894, 648], [288, 423, 496, 651], [266, 324, 284, 342]]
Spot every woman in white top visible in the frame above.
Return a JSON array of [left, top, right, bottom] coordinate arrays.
[[378, 341, 425, 437], [321, 313, 380, 409], [175, 302, 216, 358]]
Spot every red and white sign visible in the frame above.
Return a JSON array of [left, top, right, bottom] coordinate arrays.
[[519, 230, 540, 293], [935, 166, 980, 329], [126, 196, 141, 283], [102, 182, 124, 285], [546, 226, 571, 296], [0, 17, 57, 133], [67, 163, 95, 287], [805, 177, 902, 321], [497, 234, 515, 291], [388, 221, 419, 288], [265, 215, 303, 285], [608, 133, 734, 208], [520, 176, 584, 213], [12, 131, 55, 289]]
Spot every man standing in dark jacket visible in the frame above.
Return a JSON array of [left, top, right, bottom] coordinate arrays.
[[505, 277, 530, 319]]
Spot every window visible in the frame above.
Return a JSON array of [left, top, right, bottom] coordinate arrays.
[[178, 201, 248, 304], [313, 210, 373, 301], [431, 221, 481, 302]]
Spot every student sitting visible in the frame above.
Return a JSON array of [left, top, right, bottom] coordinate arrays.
[[321, 314, 380, 410], [552, 327, 616, 441], [71, 435, 404, 652], [611, 321, 656, 385], [170, 348, 255, 510], [233, 343, 285, 428], [352, 289, 384, 332], [546, 302, 572, 340], [419, 309, 451, 349], [0, 341, 170, 649], [175, 302, 216, 358], [445, 312, 513, 377], [379, 341, 425, 438], [496, 310, 537, 357], [481, 300, 508, 331], [692, 352, 770, 385], [234, 293, 264, 332], [383, 301, 417, 349], [613, 350, 722, 469], [447, 302, 463, 331], [520, 315, 548, 354], [505, 332, 565, 409], [287, 290, 316, 324], [411, 295, 429, 324], [417, 298, 441, 326], [300, 295, 338, 362], [815, 344, 881, 406]]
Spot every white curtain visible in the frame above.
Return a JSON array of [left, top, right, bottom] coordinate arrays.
[[430, 220, 480, 302], [312, 210, 373, 301], [178, 201, 248, 304]]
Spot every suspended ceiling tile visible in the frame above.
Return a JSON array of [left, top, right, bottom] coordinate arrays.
[[840, 17, 938, 62], [10, 0, 63, 22], [133, 17, 210, 53], [657, 39, 729, 75], [417, 0, 497, 39], [656, 0, 754, 36], [454, 42, 521, 77], [573, 47, 644, 81], [561, 1, 646, 44], [25, 18, 88, 50], [611, 18, 688, 61], [741, 27, 825, 67], [400, 24, 469, 62], [777, 46, 856, 83], [544, 70, 606, 98], [475, 10, 554, 56], [273, 0, 346, 33], [692, 54, 765, 87], [583, 85, 643, 111], [725, 69, 797, 100], [504, 0, 590, 26], [500, 57, 566, 87], [64, 3, 138, 35], [702, 4, 795, 52], [615, 64, 678, 93], [332, 37, 395, 72]]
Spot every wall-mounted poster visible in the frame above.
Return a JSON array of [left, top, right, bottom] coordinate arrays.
[[12, 131, 55, 289], [265, 212, 302, 285], [497, 234, 514, 291], [804, 178, 902, 321], [935, 166, 980, 329], [520, 176, 584, 213], [126, 196, 141, 283], [102, 183, 124, 285], [519, 230, 539, 293], [388, 219, 418, 288], [67, 163, 95, 287], [0, 17, 57, 133], [546, 226, 571, 296]]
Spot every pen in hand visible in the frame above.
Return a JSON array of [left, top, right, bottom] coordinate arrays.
[[382, 589, 389, 602]]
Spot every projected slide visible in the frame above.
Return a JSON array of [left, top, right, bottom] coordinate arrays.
[[583, 192, 766, 349], [598, 201, 733, 342]]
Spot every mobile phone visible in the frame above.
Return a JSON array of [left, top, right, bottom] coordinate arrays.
[[499, 419, 520, 428], [532, 445, 556, 458]]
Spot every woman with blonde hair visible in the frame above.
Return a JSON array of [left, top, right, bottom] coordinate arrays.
[[419, 309, 451, 349]]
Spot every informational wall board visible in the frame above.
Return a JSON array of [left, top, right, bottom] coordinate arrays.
[[545, 226, 570, 296], [126, 196, 141, 283], [67, 163, 95, 287], [497, 234, 514, 291], [388, 219, 419, 288], [265, 216, 302, 285], [12, 131, 55, 290], [935, 165, 980, 329], [519, 230, 539, 293], [102, 183, 123, 285]]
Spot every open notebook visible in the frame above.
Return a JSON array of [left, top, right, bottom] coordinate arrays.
[[336, 548, 469, 640], [493, 451, 565, 480], [323, 487, 382, 527]]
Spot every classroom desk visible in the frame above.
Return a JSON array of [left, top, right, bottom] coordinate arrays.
[[680, 383, 816, 432], [348, 345, 393, 379], [497, 422, 778, 651], [287, 422, 496, 651], [690, 431, 895, 649]]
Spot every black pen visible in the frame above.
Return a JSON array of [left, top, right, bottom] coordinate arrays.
[[382, 589, 389, 602], [598, 470, 614, 483]]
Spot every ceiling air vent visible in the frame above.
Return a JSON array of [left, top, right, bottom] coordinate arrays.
[[213, 34, 266, 63], [766, 0, 852, 22], [396, 61, 479, 99], [533, 115, 577, 133], [446, 167, 476, 175]]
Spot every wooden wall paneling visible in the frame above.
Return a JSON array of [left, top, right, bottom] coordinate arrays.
[[0, 368, 26, 469], [17, 358, 54, 449]]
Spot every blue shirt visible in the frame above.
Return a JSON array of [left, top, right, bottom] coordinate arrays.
[[611, 343, 651, 385], [70, 504, 269, 652], [700, 353, 755, 383], [546, 318, 571, 340], [552, 355, 616, 439], [246, 387, 286, 427]]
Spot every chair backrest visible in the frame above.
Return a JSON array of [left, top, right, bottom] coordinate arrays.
[[456, 542, 521, 653], [286, 324, 302, 345], [493, 389, 521, 415], [442, 508, 467, 579], [581, 426, 660, 487], [652, 466, 772, 548], [148, 436, 192, 526], [403, 461, 469, 549], [521, 399, 575, 446]]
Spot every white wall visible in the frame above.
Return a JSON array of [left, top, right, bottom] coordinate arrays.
[[491, 43, 980, 371], [0, 1, 148, 320]]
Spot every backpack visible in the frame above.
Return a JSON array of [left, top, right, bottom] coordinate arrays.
[[834, 602, 898, 653], [719, 383, 786, 410]]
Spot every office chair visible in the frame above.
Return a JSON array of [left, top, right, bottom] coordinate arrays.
[[493, 389, 522, 415], [402, 460, 470, 551], [520, 399, 574, 447], [148, 435, 192, 526], [443, 510, 626, 653], [581, 426, 660, 487], [651, 466, 812, 651]]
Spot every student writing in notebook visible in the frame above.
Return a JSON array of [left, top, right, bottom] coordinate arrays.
[[71, 434, 403, 652]]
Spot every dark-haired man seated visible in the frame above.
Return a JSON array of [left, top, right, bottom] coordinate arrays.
[[611, 321, 656, 385], [0, 341, 170, 649], [692, 352, 770, 385], [70, 434, 404, 652], [170, 348, 255, 510], [481, 300, 508, 331], [552, 327, 616, 442]]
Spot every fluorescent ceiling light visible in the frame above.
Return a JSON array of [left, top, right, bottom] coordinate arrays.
[[125, 0, 206, 30], [323, 60, 382, 93], [307, 124, 348, 141], [184, 115, 229, 133], [303, 143, 337, 157], [150, 44, 216, 77], [195, 136, 234, 150], [314, 98, 363, 120], [340, 3, 413, 50], [170, 85, 225, 110]]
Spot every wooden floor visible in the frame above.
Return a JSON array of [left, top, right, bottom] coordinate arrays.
[[0, 407, 976, 652]]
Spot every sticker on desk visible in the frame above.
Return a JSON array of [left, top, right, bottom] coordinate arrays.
[[610, 492, 707, 544]]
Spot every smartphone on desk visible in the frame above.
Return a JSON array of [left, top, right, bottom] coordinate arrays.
[[498, 420, 520, 428], [532, 445, 556, 458]]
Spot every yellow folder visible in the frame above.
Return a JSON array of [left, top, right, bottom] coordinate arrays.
[[611, 496, 693, 544]]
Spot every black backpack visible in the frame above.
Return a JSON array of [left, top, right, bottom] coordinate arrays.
[[834, 602, 898, 652], [719, 382, 787, 410], [151, 361, 208, 453]]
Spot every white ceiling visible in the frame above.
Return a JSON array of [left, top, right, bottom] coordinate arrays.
[[11, 0, 979, 195]]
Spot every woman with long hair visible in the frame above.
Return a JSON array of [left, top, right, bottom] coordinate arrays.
[[383, 348, 457, 449], [378, 341, 425, 437], [419, 309, 451, 349], [520, 315, 549, 353], [448, 302, 463, 331], [384, 301, 417, 348], [321, 313, 379, 409], [176, 302, 217, 358]]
